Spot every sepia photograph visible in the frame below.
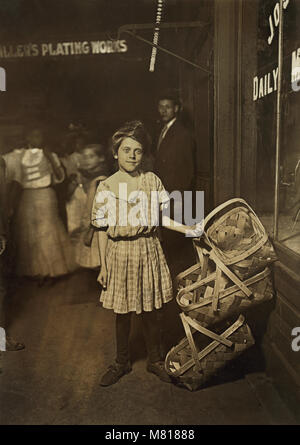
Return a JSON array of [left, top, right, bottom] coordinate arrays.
[[0, 0, 299, 429]]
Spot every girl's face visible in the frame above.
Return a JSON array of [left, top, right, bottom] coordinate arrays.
[[116, 137, 143, 174], [81, 148, 105, 170]]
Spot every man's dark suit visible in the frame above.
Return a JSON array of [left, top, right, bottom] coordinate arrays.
[[154, 119, 195, 194], [153, 119, 196, 278]]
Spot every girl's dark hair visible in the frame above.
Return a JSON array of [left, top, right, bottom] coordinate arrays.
[[111, 120, 151, 156]]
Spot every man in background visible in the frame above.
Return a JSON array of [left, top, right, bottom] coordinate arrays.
[[153, 92, 197, 359], [154, 93, 195, 196], [154, 92, 196, 277]]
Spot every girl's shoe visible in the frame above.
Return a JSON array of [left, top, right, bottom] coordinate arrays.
[[147, 361, 172, 383], [100, 361, 132, 386]]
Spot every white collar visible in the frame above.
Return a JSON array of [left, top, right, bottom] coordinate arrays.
[[165, 117, 177, 130]]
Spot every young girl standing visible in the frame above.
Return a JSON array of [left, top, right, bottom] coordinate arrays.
[[91, 121, 200, 386]]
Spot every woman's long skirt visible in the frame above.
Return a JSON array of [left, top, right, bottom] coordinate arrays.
[[15, 188, 77, 277]]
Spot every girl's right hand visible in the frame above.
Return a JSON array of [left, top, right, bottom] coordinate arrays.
[[99, 266, 107, 289]]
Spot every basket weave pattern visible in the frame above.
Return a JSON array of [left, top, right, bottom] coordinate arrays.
[[165, 199, 276, 391], [177, 267, 274, 327], [166, 319, 255, 391]]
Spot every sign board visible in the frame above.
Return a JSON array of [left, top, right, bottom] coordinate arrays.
[[253, 0, 299, 100], [0, 39, 128, 59]]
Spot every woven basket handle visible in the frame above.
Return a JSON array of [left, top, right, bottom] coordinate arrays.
[[203, 198, 267, 242], [204, 198, 258, 226]]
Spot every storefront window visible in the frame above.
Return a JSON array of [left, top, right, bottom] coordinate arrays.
[[256, 0, 300, 255], [278, 0, 300, 254]]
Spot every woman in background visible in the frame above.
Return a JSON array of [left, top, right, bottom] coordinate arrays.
[[3, 126, 76, 283]]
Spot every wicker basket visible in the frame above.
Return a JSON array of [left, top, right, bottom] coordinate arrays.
[[175, 199, 276, 314], [164, 199, 275, 391], [203, 199, 277, 280], [165, 315, 255, 391], [176, 267, 274, 327]]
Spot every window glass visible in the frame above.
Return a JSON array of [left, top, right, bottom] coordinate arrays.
[[255, 0, 300, 255], [278, 0, 300, 254], [255, 0, 278, 235]]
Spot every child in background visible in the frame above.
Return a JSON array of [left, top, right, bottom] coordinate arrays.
[[72, 144, 110, 269], [63, 134, 87, 235], [91, 121, 201, 386]]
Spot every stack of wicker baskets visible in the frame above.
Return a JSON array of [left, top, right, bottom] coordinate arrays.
[[165, 198, 277, 391]]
